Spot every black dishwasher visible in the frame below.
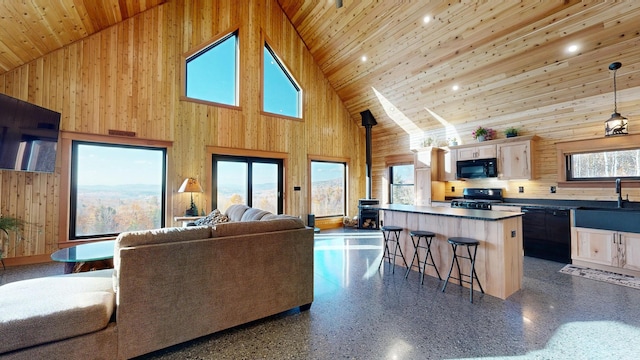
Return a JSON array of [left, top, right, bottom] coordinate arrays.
[[521, 207, 571, 263]]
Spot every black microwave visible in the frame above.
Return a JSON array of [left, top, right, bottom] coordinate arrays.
[[456, 158, 498, 179]]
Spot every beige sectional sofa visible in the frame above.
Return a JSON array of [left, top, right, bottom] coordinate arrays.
[[0, 205, 314, 359]]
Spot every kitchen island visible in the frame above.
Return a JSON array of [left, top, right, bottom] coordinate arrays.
[[373, 204, 524, 300]]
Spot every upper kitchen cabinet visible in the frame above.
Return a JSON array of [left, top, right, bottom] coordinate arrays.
[[414, 147, 441, 169], [497, 136, 537, 180], [438, 147, 457, 181], [456, 144, 497, 161]]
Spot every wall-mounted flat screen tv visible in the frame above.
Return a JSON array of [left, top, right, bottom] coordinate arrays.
[[0, 93, 61, 173]]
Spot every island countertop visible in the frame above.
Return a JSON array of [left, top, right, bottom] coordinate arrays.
[[375, 203, 524, 300], [369, 204, 523, 221]]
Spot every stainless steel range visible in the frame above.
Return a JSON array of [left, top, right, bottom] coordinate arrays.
[[450, 188, 503, 210]]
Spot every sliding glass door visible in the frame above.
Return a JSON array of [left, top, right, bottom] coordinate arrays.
[[212, 155, 283, 214]]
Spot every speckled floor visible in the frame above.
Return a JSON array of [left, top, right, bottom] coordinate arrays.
[[3, 229, 640, 359]]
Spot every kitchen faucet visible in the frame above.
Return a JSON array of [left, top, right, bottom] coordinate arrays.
[[616, 178, 626, 208]]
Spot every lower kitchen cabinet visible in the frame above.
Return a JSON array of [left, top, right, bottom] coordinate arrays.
[[572, 227, 640, 274]]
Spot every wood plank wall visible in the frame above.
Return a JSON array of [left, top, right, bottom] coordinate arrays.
[[0, 0, 364, 264]]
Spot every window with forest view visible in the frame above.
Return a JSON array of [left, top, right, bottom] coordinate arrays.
[[390, 164, 414, 204], [70, 142, 166, 239], [569, 149, 640, 180], [311, 161, 346, 217], [212, 155, 283, 214]]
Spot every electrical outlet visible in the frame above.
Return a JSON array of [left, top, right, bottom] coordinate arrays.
[[518, 186, 524, 193], [451, 186, 455, 192], [511, 230, 516, 238], [550, 186, 556, 193]]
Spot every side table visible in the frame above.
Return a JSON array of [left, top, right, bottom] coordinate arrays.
[[51, 240, 115, 273], [174, 216, 204, 227]]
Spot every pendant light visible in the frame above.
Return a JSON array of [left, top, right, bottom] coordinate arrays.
[[604, 62, 628, 136]]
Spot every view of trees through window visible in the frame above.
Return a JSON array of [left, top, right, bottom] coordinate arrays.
[[390, 164, 414, 205], [213, 156, 282, 214], [569, 149, 640, 179], [311, 161, 346, 217], [71, 142, 166, 239]]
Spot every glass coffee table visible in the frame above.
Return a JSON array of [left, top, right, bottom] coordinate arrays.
[[51, 240, 115, 273]]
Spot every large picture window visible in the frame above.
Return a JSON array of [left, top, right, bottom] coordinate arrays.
[[311, 160, 346, 217], [70, 142, 166, 239]]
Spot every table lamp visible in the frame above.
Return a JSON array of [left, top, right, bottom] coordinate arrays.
[[178, 177, 203, 216]]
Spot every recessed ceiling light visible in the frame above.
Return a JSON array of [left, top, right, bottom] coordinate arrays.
[[423, 16, 431, 24], [361, 55, 367, 62], [567, 44, 579, 53], [452, 85, 459, 91]]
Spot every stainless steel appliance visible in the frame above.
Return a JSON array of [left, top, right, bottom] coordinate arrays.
[[456, 158, 498, 179], [450, 188, 503, 210]]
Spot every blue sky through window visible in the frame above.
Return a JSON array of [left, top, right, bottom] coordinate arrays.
[[186, 33, 237, 105], [263, 45, 300, 117]]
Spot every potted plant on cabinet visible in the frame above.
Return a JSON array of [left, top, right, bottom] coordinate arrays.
[[504, 127, 519, 138], [472, 126, 495, 142]]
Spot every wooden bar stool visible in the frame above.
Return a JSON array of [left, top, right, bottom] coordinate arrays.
[[378, 225, 408, 274], [441, 237, 484, 303], [405, 230, 441, 283]]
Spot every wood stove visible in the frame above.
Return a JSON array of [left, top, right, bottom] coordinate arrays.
[[358, 199, 380, 229]]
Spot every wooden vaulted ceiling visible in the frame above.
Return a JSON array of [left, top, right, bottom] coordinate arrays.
[[1, 0, 639, 138], [277, 0, 640, 138], [0, 0, 165, 74]]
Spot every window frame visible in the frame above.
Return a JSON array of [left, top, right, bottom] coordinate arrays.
[[211, 154, 284, 214], [182, 28, 240, 109], [389, 164, 415, 205], [309, 157, 348, 218], [556, 133, 640, 188], [58, 131, 172, 244], [262, 40, 303, 120]]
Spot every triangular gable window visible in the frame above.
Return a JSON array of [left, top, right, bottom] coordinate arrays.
[[186, 31, 238, 106], [263, 43, 301, 118]]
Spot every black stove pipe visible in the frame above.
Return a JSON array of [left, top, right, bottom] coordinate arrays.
[[360, 109, 377, 199]]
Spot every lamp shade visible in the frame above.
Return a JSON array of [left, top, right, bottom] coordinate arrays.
[[178, 177, 203, 193]]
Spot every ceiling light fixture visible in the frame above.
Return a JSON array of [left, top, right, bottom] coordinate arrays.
[[423, 16, 431, 24], [567, 44, 578, 53], [452, 85, 459, 91], [361, 55, 367, 62], [604, 61, 628, 136]]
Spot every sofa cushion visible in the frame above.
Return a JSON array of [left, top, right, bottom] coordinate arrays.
[[0, 269, 115, 354], [192, 209, 229, 226], [113, 226, 213, 292], [225, 204, 250, 221], [115, 226, 213, 248], [211, 217, 305, 238], [240, 208, 271, 221]]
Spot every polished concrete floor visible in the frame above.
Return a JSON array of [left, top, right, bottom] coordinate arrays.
[[3, 229, 640, 359]]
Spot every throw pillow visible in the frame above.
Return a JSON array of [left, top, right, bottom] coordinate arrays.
[[193, 209, 229, 226]]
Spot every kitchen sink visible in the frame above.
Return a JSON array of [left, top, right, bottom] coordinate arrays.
[[574, 207, 640, 233]]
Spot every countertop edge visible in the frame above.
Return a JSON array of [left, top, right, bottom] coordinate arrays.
[[370, 204, 523, 221]]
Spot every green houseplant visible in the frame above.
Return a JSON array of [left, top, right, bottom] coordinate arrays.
[[0, 214, 27, 268], [504, 127, 519, 138], [472, 126, 495, 141]]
